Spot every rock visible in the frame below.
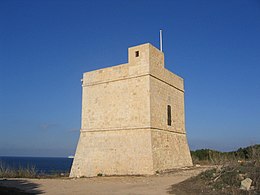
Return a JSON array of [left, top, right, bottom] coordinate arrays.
[[238, 173, 245, 180], [240, 178, 252, 191], [250, 186, 255, 190]]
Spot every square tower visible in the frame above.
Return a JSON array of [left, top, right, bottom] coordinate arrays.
[[70, 43, 193, 177]]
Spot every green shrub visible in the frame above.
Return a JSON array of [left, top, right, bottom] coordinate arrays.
[[191, 144, 260, 165]]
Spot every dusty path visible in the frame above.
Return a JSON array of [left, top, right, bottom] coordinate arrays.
[[0, 166, 212, 195]]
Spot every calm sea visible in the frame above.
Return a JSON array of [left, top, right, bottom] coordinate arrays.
[[0, 156, 73, 174]]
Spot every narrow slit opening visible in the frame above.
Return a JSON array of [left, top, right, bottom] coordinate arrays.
[[167, 105, 171, 126]]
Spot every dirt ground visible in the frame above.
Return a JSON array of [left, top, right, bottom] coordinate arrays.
[[0, 166, 212, 195]]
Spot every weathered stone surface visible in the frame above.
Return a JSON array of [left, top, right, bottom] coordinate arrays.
[[240, 178, 252, 191], [70, 43, 193, 177], [238, 173, 245, 180]]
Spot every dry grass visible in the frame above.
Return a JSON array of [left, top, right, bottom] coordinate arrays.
[[0, 161, 71, 178], [0, 161, 37, 178]]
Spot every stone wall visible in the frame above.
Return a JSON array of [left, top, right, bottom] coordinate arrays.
[[151, 130, 193, 171], [70, 129, 154, 177], [150, 76, 185, 134], [81, 75, 150, 130]]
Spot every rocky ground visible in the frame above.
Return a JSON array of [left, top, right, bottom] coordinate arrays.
[[169, 162, 260, 195]]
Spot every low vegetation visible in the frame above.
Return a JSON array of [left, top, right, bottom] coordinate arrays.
[[0, 162, 37, 178], [191, 144, 260, 165], [0, 162, 69, 178], [169, 144, 260, 195]]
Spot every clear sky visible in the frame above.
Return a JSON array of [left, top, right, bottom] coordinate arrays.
[[0, 0, 259, 157]]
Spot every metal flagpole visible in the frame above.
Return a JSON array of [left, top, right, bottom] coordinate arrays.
[[160, 29, 163, 52]]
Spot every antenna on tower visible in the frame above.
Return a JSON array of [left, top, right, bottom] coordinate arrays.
[[160, 29, 163, 52]]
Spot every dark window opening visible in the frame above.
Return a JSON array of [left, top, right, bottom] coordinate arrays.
[[167, 105, 171, 126], [135, 51, 139, 57]]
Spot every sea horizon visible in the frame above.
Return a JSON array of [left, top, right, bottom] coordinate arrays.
[[0, 156, 74, 174]]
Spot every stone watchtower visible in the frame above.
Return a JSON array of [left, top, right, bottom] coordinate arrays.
[[70, 43, 193, 177]]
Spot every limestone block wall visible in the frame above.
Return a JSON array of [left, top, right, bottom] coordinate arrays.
[[151, 130, 193, 171], [81, 75, 150, 130], [150, 76, 185, 134], [70, 129, 154, 177], [70, 49, 152, 177], [149, 54, 193, 170]]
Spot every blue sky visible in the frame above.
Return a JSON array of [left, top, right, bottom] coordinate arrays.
[[0, 0, 259, 157]]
